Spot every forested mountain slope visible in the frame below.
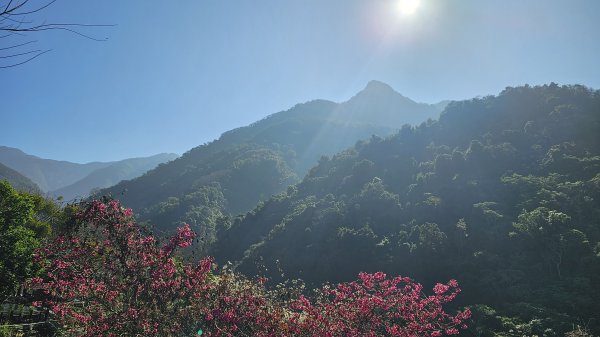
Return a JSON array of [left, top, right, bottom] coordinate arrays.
[[100, 81, 445, 234], [213, 84, 600, 335]]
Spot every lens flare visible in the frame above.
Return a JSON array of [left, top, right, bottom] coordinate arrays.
[[397, 0, 421, 16]]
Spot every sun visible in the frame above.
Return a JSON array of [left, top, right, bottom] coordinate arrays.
[[397, 0, 421, 16]]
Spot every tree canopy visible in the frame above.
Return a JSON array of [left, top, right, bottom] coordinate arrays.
[[212, 84, 600, 335]]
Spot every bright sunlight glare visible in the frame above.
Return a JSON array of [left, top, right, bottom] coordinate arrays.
[[397, 0, 421, 16]]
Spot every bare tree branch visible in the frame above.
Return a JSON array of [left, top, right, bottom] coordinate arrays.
[[2, 0, 56, 17], [0, 48, 49, 68], [0, 47, 40, 58], [0, 0, 112, 68], [0, 39, 35, 50]]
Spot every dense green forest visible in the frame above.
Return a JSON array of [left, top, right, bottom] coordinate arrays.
[[100, 82, 445, 240], [0, 181, 69, 298], [2, 83, 598, 336], [212, 84, 600, 335], [2, 0, 597, 335]]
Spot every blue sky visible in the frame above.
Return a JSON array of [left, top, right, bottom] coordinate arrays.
[[1, 0, 599, 163]]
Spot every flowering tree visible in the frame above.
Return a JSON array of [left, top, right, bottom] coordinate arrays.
[[287, 273, 470, 337], [32, 199, 213, 336], [31, 199, 470, 336]]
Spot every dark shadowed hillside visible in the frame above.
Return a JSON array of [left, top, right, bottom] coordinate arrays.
[[213, 84, 600, 335]]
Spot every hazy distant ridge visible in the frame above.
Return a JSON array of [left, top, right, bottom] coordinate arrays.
[[0, 146, 111, 192], [51, 153, 179, 201], [0, 146, 178, 199]]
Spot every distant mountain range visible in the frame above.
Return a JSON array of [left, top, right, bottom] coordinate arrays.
[[98, 80, 448, 233], [0, 147, 178, 200], [51, 154, 180, 200]]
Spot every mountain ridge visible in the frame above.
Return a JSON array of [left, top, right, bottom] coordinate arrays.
[[0, 146, 178, 199], [98, 81, 447, 235], [211, 83, 600, 335], [51, 153, 179, 201], [0, 146, 112, 192]]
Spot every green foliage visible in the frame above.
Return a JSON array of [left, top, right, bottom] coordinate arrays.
[[0, 180, 61, 297], [565, 326, 596, 337], [212, 84, 600, 334]]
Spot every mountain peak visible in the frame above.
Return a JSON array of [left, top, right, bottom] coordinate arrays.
[[345, 80, 413, 106], [349, 80, 411, 103], [334, 80, 443, 127], [363, 80, 396, 93]]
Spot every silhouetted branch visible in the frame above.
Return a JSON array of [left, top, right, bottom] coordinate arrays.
[[1, 0, 56, 17], [0, 48, 40, 58], [0, 39, 34, 50], [0, 0, 112, 68], [0, 48, 49, 68]]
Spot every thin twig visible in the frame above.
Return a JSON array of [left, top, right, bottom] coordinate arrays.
[[0, 39, 35, 50], [0, 0, 112, 68], [0, 48, 40, 58], [0, 48, 50, 68]]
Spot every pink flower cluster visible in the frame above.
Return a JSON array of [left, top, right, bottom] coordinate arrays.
[[284, 272, 471, 337], [32, 200, 213, 336], [161, 223, 196, 257], [31, 199, 470, 337]]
